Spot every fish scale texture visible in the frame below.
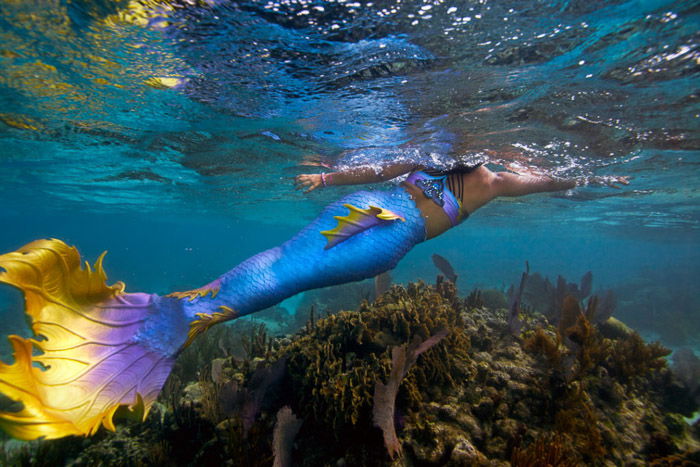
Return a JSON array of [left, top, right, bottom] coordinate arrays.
[[186, 187, 425, 318]]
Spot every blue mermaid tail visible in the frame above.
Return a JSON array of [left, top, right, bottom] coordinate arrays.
[[0, 187, 425, 439]]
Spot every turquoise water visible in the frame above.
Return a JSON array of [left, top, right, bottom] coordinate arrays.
[[0, 0, 698, 351]]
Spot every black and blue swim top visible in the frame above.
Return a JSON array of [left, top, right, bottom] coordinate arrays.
[[405, 162, 482, 226]]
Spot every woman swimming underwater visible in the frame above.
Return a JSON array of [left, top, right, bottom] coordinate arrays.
[[0, 160, 628, 440]]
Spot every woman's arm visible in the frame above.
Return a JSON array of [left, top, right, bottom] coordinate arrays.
[[492, 172, 630, 197], [295, 163, 418, 193], [492, 172, 575, 197]]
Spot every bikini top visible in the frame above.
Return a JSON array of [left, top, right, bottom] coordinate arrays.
[[405, 170, 464, 226]]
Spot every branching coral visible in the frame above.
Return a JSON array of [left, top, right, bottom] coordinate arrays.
[[522, 327, 562, 369], [522, 319, 607, 461], [272, 406, 303, 467], [560, 299, 610, 381], [510, 433, 580, 467], [523, 298, 611, 461], [507, 261, 529, 334], [519, 269, 616, 324], [524, 294, 613, 382], [606, 332, 670, 383], [465, 288, 485, 309], [241, 322, 274, 360], [553, 383, 607, 460], [373, 329, 449, 459]]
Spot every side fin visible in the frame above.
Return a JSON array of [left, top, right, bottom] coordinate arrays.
[[0, 239, 185, 440], [183, 305, 239, 349], [320, 204, 405, 250], [167, 279, 222, 301]]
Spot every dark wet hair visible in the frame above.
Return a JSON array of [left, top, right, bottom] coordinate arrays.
[[419, 161, 484, 202], [423, 161, 483, 177]]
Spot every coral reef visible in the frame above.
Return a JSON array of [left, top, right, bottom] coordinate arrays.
[[520, 269, 616, 325], [0, 276, 697, 466]]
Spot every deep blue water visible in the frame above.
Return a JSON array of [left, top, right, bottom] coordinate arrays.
[[0, 0, 698, 352]]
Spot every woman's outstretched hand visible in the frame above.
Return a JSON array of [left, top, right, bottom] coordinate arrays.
[[295, 173, 323, 193]]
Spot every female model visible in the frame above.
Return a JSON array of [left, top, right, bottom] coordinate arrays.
[[0, 160, 627, 440]]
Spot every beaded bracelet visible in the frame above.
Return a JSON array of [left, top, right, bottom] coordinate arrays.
[[321, 172, 333, 187]]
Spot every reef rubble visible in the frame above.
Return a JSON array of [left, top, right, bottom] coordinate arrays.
[[1, 278, 698, 466]]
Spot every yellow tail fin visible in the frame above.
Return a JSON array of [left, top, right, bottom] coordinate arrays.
[[0, 239, 182, 440]]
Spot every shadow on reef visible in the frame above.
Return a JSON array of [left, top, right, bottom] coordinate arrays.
[[1, 276, 699, 466]]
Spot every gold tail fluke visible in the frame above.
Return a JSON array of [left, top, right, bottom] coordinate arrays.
[[0, 239, 183, 440]]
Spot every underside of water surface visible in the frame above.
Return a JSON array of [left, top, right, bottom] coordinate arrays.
[[0, 0, 698, 465]]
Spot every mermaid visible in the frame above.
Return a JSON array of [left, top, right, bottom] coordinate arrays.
[[0, 160, 628, 440]]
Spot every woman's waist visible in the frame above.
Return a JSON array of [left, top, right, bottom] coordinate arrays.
[[399, 182, 460, 239], [400, 179, 463, 226]]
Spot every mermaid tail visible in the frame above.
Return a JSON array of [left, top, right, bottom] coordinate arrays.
[[0, 239, 188, 440], [0, 187, 424, 440], [180, 187, 425, 319]]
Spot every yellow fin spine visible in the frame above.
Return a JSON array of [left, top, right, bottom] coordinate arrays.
[[183, 306, 239, 349], [320, 203, 404, 249], [166, 283, 221, 301]]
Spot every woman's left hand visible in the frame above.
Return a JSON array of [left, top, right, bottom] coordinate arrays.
[[295, 174, 323, 193]]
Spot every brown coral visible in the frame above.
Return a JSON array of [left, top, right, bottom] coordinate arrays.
[[606, 332, 670, 383], [281, 282, 469, 433], [511, 433, 580, 467]]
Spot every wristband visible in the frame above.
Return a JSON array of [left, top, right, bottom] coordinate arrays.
[[321, 173, 327, 187]]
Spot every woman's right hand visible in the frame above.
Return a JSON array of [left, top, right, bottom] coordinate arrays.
[[294, 174, 323, 193]]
